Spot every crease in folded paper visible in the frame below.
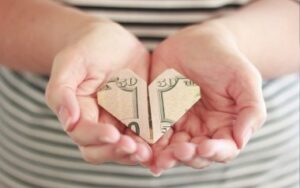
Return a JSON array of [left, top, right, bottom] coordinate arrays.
[[97, 69, 201, 144]]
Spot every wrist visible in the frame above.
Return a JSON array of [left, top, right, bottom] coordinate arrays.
[[199, 20, 241, 53], [199, 20, 263, 77], [61, 16, 110, 49], [187, 20, 263, 82]]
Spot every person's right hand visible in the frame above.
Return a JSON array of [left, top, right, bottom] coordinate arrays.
[[45, 19, 152, 166]]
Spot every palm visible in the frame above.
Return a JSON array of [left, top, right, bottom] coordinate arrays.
[[150, 62, 243, 170]]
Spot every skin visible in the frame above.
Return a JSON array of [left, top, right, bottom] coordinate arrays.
[[0, 0, 299, 175], [149, 23, 267, 174], [45, 21, 153, 166]]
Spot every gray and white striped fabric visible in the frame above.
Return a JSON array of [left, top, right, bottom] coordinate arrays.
[[0, 0, 299, 187]]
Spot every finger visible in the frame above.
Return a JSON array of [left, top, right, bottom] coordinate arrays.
[[46, 50, 87, 131], [130, 142, 152, 164], [197, 140, 238, 163], [69, 96, 126, 146], [69, 120, 120, 146], [115, 135, 137, 156], [153, 128, 174, 149], [190, 135, 210, 145], [118, 143, 151, 167], [98, 108, 127, 133], [78, 96, 99, 123], [123, 128, 152, 164], [79, 135, 138, 165], [80, 145, 140, 166], [191, 127, 240, 162], [170, 131, 191, 143], [155, 147, 177, 170], [150, 129, 174, 167], [184, 157, 212, 169], [79, 144, 115, 164], [200, 141, 238, 162], [117, 157, 139, 165], [77, 73, 106, 96], [172, 142, 196, 162], [149, 166, 164, 177]]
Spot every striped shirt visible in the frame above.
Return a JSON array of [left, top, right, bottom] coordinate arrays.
[[0, 0, 299, 188]]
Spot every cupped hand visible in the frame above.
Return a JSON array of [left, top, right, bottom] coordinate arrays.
[[45, 19, 152, 166], [149, 22, 267, 175]]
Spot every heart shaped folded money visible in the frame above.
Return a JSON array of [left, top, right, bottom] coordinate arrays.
[[97, 69, 201, 144]]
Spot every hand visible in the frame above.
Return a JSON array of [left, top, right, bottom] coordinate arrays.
[[45, 19, 152, 166], [149, 22, 267, 175]]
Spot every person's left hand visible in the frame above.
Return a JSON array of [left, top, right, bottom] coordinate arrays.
[[148, 22, 267, 175]]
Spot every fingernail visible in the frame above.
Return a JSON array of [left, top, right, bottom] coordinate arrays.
[[152, 172, 162, 177], [58, 107, 71, 131], [150, 168, 163, 177], [242, 128, 253, 148]]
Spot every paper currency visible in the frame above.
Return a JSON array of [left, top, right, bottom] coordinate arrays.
[[97, 69, 201, 144]]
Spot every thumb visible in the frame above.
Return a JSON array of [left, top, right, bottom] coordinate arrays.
[[46, 50, 86, 131], [229, 62, 267, 149], [233, 103, 267, 149], [230, 66, 267, 149]]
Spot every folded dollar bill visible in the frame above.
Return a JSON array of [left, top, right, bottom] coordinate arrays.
[[97, 69, 201, 144]]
